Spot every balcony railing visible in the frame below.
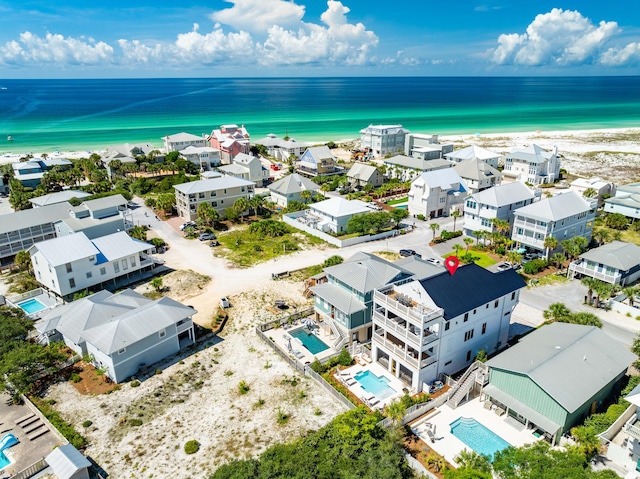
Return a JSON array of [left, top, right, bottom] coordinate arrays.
[[624, 419, 640, 441], [568, 261, 621, 284], [374, 289, 443, 327], [372, 311, 439, 348], [373, 331, 437, 370]]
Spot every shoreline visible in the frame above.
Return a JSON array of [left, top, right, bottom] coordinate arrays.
[[2, 126, 639, 182]]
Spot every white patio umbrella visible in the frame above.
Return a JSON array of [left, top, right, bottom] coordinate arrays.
[[302, 317, 316, 329]]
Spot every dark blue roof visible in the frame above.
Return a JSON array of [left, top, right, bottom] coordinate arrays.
[[419, 263, 526, 320]]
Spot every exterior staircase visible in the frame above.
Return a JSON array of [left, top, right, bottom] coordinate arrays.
[[447, 361, 487, 409]]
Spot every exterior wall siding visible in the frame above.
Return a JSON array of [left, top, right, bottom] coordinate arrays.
[[489, 369, 568, 427]]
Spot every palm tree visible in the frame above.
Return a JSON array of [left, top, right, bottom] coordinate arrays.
[[570, 425, 600, 460], [624, 286, 637, 307], [543, 302, 571, 322], [463, 237, 474, 254], [543, 235, 558, 261], [491, 218, 511, 237], [425, 453, 447, 473], [452, 244, 463, 257], [455, 449, 491, 473], [550, 252, 566, 270], [429, 223, 440, 241], [233, 197, 250, 222], [150, 277, 163, 293], [582, 187, 597, 198], [249, 195, 264, 216], [451, 209, 462, 232], [506, 250, 523, 266], [593, 228, 611, 246], [385, 400, 406, 427], [472, 230, 484, 246], [581, 277, 599, 305], [299, 190, 312, 204]]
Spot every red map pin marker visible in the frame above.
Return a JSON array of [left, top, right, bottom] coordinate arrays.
[[445, 256, 460, 275]]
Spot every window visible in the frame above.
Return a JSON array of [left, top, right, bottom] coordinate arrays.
[[100, 267, 106, 275], [159, 329, 166, 338], [199, 193, 205, 199], [473, 309, 477, 314], [69, 278, 76, 288], [241, 186, 245, 192], [482, 323, 487, 334], [130, 256, 136, 267], [445, 322, 450, 331], [439, 197, 446, 204], [210, 191, 217, 197], [114, 262, 120, 273], [494, 300, 499, 308], [464, 313, 469, 322], [86, 272, 92, 279], [89, 255, 95, 262], [445, 360, 452, 366], [118, 348, 126, 354], [466, 350, 472, 362], [486, 303, 489, 309], [464, 329, 474, 341], [511, 291, 516, 300], [65, 263, 72, 273], [212, 201, 218, 207], [122, 259, 128, 270]]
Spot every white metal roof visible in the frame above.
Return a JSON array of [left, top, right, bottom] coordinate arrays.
[[513, 190, 592, 222], [45, 444, 91, 479], [173, 176, 255, 194], [29, 190, 91, 207], [471, 181, 535, 208], [309, 197, 371, 218], [269, 174, 319, 195], [30, 232, 99, 267], [445, 145, 502, 162], [579, 241, 640, 271], [91, 231, 152, 260], [0, 202, 71, 235]]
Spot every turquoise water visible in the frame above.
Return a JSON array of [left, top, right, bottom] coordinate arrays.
[[289, 328, 330, 355], [0, 451, 9, 469], [450, 417, 511, 460], [395, 204, 408, 209], [17, 298, 46, 314], [1, 77, 640, 154], [354, 370, 396, 400]]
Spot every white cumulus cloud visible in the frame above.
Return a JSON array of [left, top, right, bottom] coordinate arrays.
[[211, 0, 306, 34], [600, 43, 640, 66], [0, 32, 114, 66], [490, 8, 635, 66]]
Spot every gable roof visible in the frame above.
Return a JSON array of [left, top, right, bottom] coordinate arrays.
[[165, 132, 204, 142], [91, 231, 151, 260], [29, 190, 91, 207], [300, 146, 334, 163], [309, 197, 372, 217], [45, 444, 91, 479], [310, 283, 366, 314], [347, 163, 380, 181], [454, 158, 501, 182], [579, 241, 640, 271], [30, 232, 99, 267], [418, 263, 526, 320], [416, 168, 467, 192], [325, 252, 412, 293], [446, 145, 502, 162], [81, 194, 127, 211], [218, 163, 249, 175], [232, 153, 259, 166], [508, 144, 555, 163], [514, 190, 592, 222], [173, 176, 255, 194], [487, 322, 635, 412], [471, 182, 535, 208], [269, 174, 319, 195], [0, 202, 71, 235]]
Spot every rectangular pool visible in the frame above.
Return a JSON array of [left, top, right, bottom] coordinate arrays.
[[289, 328, 330, 355], [450, 417, 511, 460], [17, 298, 47, 315], [354, 370, 396, 400], [0, 450, 10, 469]]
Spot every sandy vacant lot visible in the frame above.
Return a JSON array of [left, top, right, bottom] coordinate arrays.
[[46, 277, 347, 479]]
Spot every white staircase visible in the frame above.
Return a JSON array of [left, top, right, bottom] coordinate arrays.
[[447, 361, 487, 409]]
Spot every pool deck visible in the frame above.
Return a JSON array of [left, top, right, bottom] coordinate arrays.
[[334, 361, 407, 410], [6, 288, 62, 319], [411, 396, 540, 466], [271, 324, 337, 365]]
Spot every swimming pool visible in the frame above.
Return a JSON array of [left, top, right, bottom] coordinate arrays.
[[0, 451, 10, 469], [354, 370, 396, 400], [394, 204, 408, 209], [450, 417, 511, 460], [17, 298, 47, 314], [289, 328, 330, 355]]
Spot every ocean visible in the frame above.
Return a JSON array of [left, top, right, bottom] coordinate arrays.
[[1, 76, 640, 154]]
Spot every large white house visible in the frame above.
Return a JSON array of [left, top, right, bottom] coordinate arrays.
[[372, 263, 526, 392], [54, 194, 133, 239], [173, 177, 255, 221], [453, 158, 502, 193], [254, 134, 311, 161], [306, 197, 373, 235], [383, 155, 452, 182], [360, 124, 409, 157], [178, 146, 221, 170], [35, 289, 196, 383], [569, 177, 615, 207], [163, 132, 207, 153], [29, 231, 155, 298], [268, 173, 320, 207], [217, 153, 268, 186], [511, 191, 597, 254], [404, 133, 453, 160], [503, 144, 561, 185], [567, 241, 640, 286], [407, 168, 468, 219], [463, 182, 538, 237], [604, 182, 640, 220], [445, 145, 502, 169]]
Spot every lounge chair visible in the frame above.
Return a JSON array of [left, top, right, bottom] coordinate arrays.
[[363, 355, 372, 364], [366, 397, 380, 407], [344, 378, 357, 386], [483, 401, 493, 410], [338, 370, 352, 377], [293, 350, 304, 359]]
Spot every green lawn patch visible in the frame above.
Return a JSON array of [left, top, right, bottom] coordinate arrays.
[[385, 197, 408, 206], [443, 249, 497, 268]]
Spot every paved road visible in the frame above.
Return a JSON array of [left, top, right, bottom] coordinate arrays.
[[130, 199, 640, 346]]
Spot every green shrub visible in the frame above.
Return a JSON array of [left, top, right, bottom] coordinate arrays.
[[130, 380, 141, 387], [416, 214, 425, 221], [128, 418, 143, 427], [82, 420, 92, 428], [155, 369, 162, 375], [238, 380, 250, 395], [31, 398, 87, 449], [337, 348, 353, 367], [184, 440, 200, 454], [310, 358, 327, 374], [70, 373, 82, 383], [276, 408, 290, 425], [522, 258, 548, 275]]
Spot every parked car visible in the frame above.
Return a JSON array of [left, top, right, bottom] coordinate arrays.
[[198, 233, 216, 241], [496, 262, 512, 271], [180, 221, 196, 231], [425, 257, 440, 265], [399, 249, 419, 257]]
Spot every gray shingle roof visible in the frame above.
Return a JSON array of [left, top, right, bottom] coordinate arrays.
[[325, 252, 411, 292], [454, 157, 501, 182], [0, 202, 71, 235], [487, 322, 635, 413], [471, 181, 535, 208], [269, 174, 320, 195], [173, 176, 255, 194], [579, 241, 640, 271], [514, 190, 591, 222]]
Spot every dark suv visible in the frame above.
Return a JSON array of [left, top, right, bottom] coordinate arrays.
[[399, 249, 420, 257]]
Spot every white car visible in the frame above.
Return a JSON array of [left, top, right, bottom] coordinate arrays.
[[180, 221, 196, 231], [496, 262, 512, 271]]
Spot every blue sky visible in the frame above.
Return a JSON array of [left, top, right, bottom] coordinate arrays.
[[1, 0, 639, 77]]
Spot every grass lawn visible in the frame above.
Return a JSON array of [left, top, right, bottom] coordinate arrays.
[[442, 249, 498, 268], [216, 224, 327, 268], [385, 197, 408, 206]]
